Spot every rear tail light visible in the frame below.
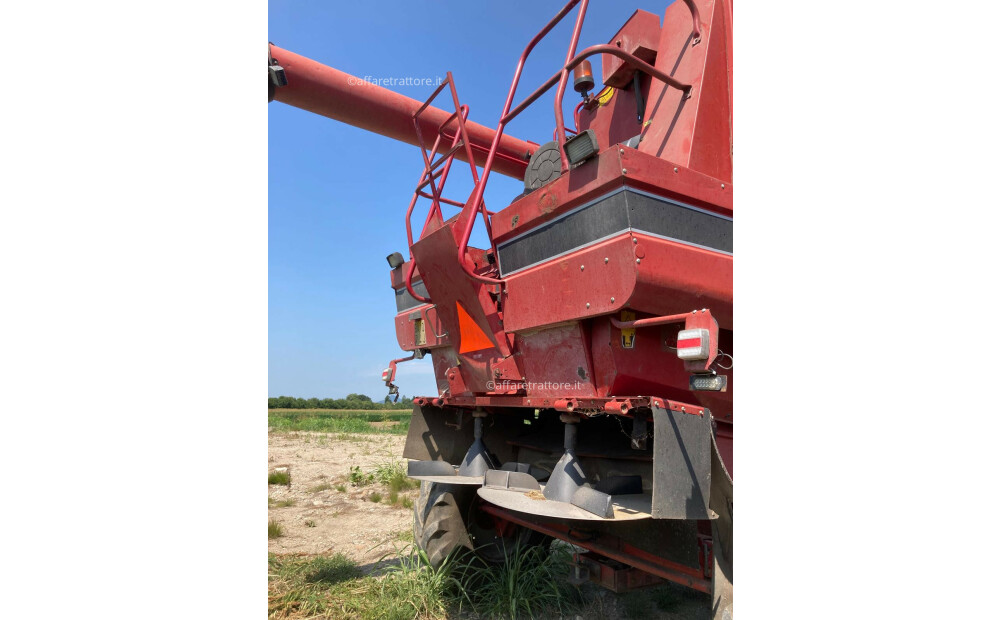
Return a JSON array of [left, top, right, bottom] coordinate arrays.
[[676, 328, 710, 360]]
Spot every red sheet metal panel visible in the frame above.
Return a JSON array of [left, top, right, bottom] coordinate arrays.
[[637, 0, 732, 183], [514, 322, 598, 398], [601, 10, 662, 88], [502, 234, 637, 333]]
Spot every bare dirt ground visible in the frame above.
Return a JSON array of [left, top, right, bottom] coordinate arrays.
[[267, 431, 415, 569], [268, 430, 712, 619]]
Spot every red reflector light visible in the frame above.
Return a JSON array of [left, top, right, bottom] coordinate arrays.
[[676, 329, 710, 360]]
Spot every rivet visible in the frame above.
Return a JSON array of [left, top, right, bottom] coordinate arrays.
[[721, 183, 726, 189], [619, 149, 624, 154], [604, 257, 609, 263], [673, 167, 678, 173], [622, 168, 628, 174], [611, 297, 615, 303], [635, 258, 641, 264], [633, 238, 638, 244], [586, 302, 591, 308], [580, 265, 585, 271]]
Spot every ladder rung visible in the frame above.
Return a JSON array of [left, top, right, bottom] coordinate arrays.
[[417, 192, 465, 208], [427, 142, 464, 173], [437, 110, 461, 135], [415, 167, 446, 192], [412, 78, 452, 120]]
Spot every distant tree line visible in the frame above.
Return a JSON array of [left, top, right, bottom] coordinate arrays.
[[267, 393, 415, 410]]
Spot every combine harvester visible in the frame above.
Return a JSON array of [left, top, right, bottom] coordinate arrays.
[[269, 0, 732, 616]]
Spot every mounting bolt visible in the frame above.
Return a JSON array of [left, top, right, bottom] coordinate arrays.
[[586, 302, 591, 309], [604, 257, 609, 264], [636, 258, 641, 264], [674, 167, 679, 173], [580, 265, 585, 271], [619, 149, 624, 154], [611, 297, 615, 303], [721, 183, 726, 189], [622, 168, 628, 174], [633, 238, 638, 244]]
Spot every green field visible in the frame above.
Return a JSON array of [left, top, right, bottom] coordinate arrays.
[[268, 408, 411, 435]]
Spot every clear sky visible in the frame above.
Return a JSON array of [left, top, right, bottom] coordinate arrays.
[[268, 0, 678, 400]]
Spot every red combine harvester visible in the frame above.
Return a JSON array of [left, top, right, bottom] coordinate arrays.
[[269, 0, 732, 616]]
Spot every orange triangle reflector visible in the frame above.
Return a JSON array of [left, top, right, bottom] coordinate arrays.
[[456, 301, 495, 354]]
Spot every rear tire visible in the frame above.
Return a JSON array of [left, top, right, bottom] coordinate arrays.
[[413, 481, 474, 568], [412, 481, 552, 567]]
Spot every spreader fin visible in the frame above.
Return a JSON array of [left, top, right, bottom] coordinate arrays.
[[408, 460, 456, 477], [483, 470, 541, 492], [570, 486, 614, 518]]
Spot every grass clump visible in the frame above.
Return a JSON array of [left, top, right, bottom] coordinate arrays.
[[268, 470, 291, 486], [269, 541, 582, 620], [369, 492, 382, 503], [371, 461, 419, 508], [307, 482, 332, 493], [268, 519, 284, 539], [335, 484, 346, 493], [272, 499, 296, 508], [348, 465, 375, 487], [304, 520, 317, 528], [455, 542, 580, 619], [269, 548, 459, 620]]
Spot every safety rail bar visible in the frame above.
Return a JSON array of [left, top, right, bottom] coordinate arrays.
[[454, 0, 589, 286], [454, 0, 700, 287]]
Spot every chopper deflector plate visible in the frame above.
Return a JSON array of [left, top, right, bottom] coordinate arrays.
[[406, 460, 485, 486], [476, 484, 653, 521]]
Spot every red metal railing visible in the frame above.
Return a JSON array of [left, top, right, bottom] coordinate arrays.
[[404, 72, 494, 302], [454, 0, 589, 286], [453, 0, 701, 287]]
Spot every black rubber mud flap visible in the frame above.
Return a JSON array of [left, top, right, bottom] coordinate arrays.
[[651, 402, 713, 519], [710, 434, 734, 620]]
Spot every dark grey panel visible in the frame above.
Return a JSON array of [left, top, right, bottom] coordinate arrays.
[[497, 189, 731, 275], [625, 191, 732, 253], [497, 192, 630, 275], [394, 279, 429, 312]]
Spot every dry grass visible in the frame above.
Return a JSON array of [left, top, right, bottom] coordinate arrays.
[[268, 519, 285, 539]]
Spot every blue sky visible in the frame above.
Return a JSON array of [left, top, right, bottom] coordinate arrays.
[[268, 0, 678, 400]]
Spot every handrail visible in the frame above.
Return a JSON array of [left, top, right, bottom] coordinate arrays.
[[404, 104, 471, 304], [455, 0, 586, 286], [552, 2, 591, 171], [683, 0, 702, 43], [454, 0, 700, 285], [554, 45, 692, 171]]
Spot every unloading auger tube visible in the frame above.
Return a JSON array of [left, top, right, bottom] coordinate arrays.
[[270, 1, 733, 618]]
